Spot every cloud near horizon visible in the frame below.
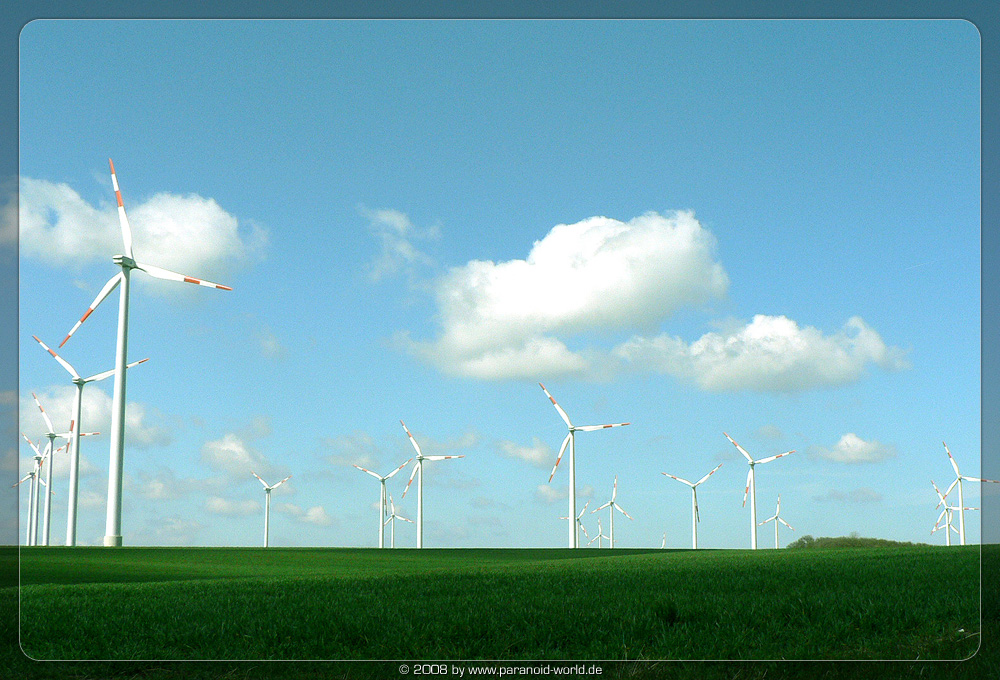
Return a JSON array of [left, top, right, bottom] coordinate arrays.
[[810, 433, 898, 464]]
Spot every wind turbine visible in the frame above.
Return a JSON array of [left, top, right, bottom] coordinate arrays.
[[30, 393, 98, 546], [559, 501, 590, 546], [591, 475, 632, 549], [587, 517, 609, 548], [942, 442, 999, 546], [60, 159, 232, 547], [660, 533, 666, 549], [353, 459, 411, 548], [540, 383, 630, 548], [383, 494, 413, 548], [400, 421, 464, 549], [757, 495, 794, 549], [250, 471, 291, 548], [17, 434, 53, 546], [662, 462, 723, 549], [33, 335, 147, 546], [724, 433, 794, 550], [931, 479, 975, 547]]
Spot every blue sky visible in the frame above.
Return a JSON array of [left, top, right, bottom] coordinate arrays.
[[7, 19, 984, 548]]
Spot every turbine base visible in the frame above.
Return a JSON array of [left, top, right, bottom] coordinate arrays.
[[103, 535, 123, 547]]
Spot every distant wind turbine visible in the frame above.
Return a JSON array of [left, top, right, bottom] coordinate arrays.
[[353, 459, 411, 548], [384, 494, 413, 548], [559, 501, 590, 546], [724, 433, 794, 550], [30, 393, 98, 546], [931, 479, 975, 547], [588, 517, 609, 548], [33, 335, 146, 546], [17, 434, 55, 546], [591, 475, 632, 549], [662, 462, 723, 549], [250, 471, 291, 547], [400, 421, 464, 549], [540, 383, 629, 548], [942, 442, 999, 545], [757, 495, 794, 549], [60, 159, 232, 547]]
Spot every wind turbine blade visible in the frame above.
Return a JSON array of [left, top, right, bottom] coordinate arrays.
[[401, 461, 418, 498], [539, 383, 573, 428], [384, 458, 413, 479], [742, 468, 752, 507], [353, 464, 383, 480], [576, 500, 589, 521], [21, 433, 41, 458], [109, 158, 134, 259], [547, 433, 571, 483], [593, 501, 612, 512], [580, 523, 589, 538], [776, 495, 781, 515], [271, 475, 292, 489], [612, 475, 618, 502], [693, 489, 700, 523], [133, 261, 233, 291], [400, 421, 422, 457], [423, 455, 464, 461], [756, 451, 795, 465], [934, 508, 947, 527], [724, 432, 754, 462], [662, 472, 694, 487], [250, 470, 270, 488], [944, 442, 961, 477], [85, 357, 149, 383], [31, 393, 54, 434], [33, 336, 80, 379], [60, 273, 123, 347], [931, 480, 947, 507], [950, 524, 960, 535], [37, 476, 48, 488], [778, 518, 793, 530], [575, 423, 630, 432], [399, 515, 414, 523], [961, 476, 1000, 484], [944, 478, 959, 498], [14, 473, 32, 487], [694, 463, 723, 487], [615, 503, 633, 520]]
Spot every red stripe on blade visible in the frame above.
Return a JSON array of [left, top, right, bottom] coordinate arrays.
[[116, 191, 123, 207], [183, 277, 200, 284], [81, 308, 93, 322]]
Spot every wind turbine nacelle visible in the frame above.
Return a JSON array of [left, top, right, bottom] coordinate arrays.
[[112, 255, 137, 269]]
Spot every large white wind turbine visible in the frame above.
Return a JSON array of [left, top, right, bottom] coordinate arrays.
[[250, 471, 291, 548], [724, 433, 794, 550], [30, 393, 98, 546], [942, 442, 999, 546], [559, 501, 590, 547], [60, 159, 232, 547], [400, 421, 464, 549], [33, 336, 146, 546], [384, 494, 413, 548], [591, 475, 632, 549], [757, 494, 794, 549], [353, 459, 411, 548], [662, 462, 723, 549], [540, 383, 630, 548]]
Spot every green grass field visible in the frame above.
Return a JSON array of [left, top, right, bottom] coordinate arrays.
[[10, 544, 986, 665]]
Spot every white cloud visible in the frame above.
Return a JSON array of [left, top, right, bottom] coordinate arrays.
[[813, 487, 884, 503], [19, 385, 171, 449], [536, 485, 565, 503], [132, 469, 185, 500], [154, 517, 203, 544], [614, 315, 908, 392], [497, 437, 552, 469], [362, 206, 439, 281], [404, 210, 728, 380], [79, 490, 105, 509], [17, 175, 266, 280], [256, 327, 287, 360], [322, 431, 381, 469], [811, 433, 897, 464], [274, 503, 303, 516], [201, 432, 277, 478], [299, 506, 333, 525], [205, 496, 260, 516], [757, 425, 784, 440]]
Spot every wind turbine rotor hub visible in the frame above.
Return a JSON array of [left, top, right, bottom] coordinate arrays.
[[112, 255, 137, 268]]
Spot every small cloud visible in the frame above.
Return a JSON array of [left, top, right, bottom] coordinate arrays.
[[536, 484, 566, 504], [811, 433, 897, 464], [256, 327, 287, 360], [155, 517, 203, 544], [299, 506, 333, 525], [497, 437, 553, 469], [322, 431, 381, 469], [79, 490, 105, 509], [849, 488, 883, 503], [201, 432, 278, 478], [361, 206, 439, 282], [273, 503, 303, 516], [756, 425, 783, 440], [205, 496, 260, 516]]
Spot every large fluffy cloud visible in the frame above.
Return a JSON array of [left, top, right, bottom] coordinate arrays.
[[404, 210, 728, 379], [17, 176, 266, 280], [614, 315, 908, 392]]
